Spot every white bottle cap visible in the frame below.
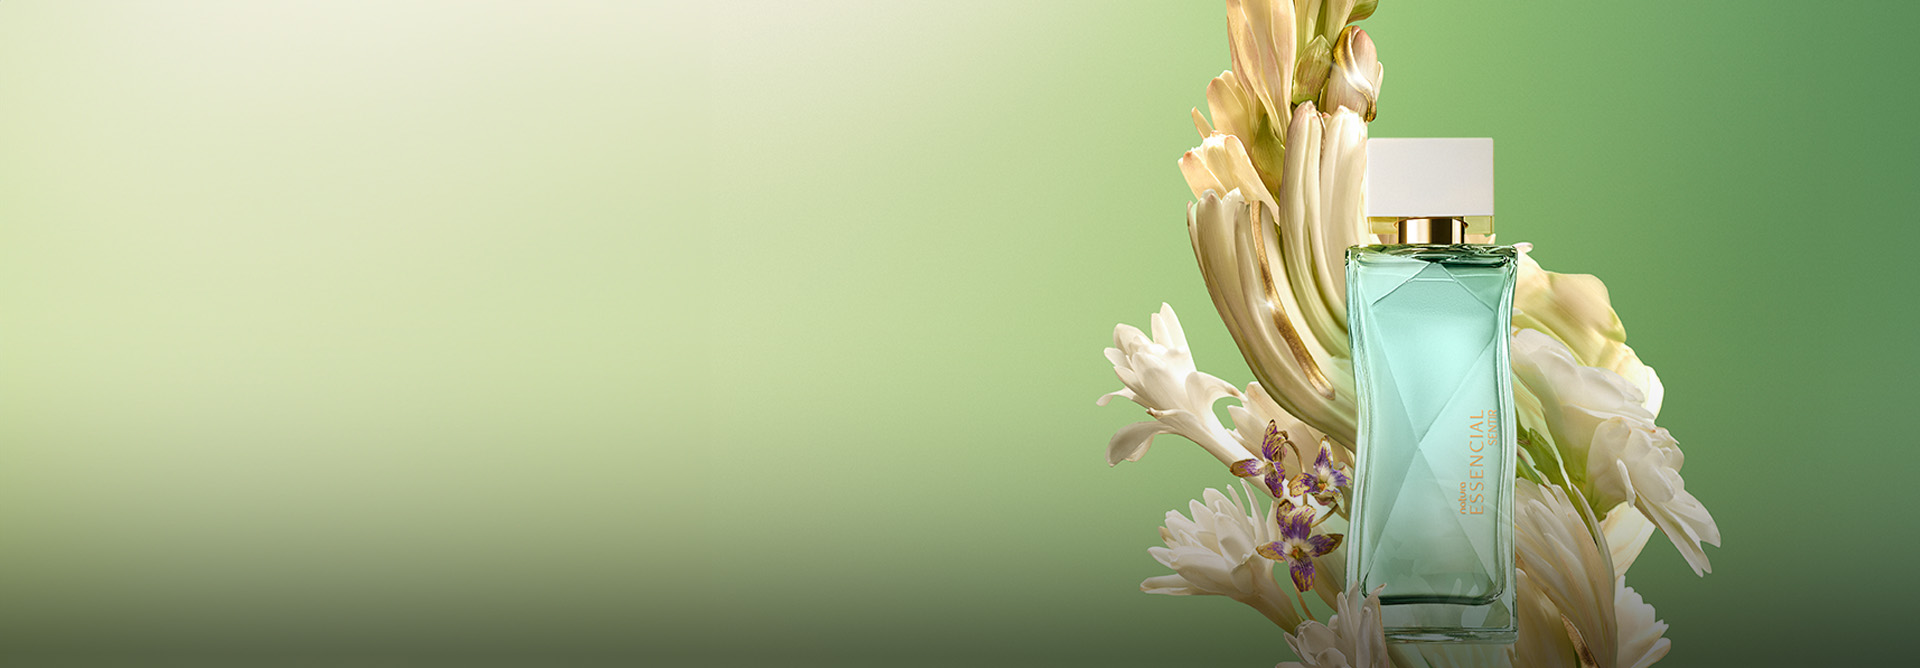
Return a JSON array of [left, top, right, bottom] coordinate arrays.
[[1365, 138, 1494, 219]]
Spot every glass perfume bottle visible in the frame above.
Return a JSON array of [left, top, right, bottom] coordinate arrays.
[[1345, 138, 1517, 644]]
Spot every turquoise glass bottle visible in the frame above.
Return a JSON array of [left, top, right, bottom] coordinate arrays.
[[1345, 139, 1517, 643]]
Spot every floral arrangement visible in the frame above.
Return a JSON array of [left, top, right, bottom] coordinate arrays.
[[1096, 2, 1720, 666]]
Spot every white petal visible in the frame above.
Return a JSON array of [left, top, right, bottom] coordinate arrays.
[[1154, 302, 1185, 348], [1141, 574, 1199, 596], [1107, 421, 1172, 466], [1600, 503, 1656, 575], [1640, 366, 1665, 417], [1183, 371, 1242, 416], [1638, 490, 1719, 576], [1514, 481, 1618, 668], [1168, 546, 1240, 595], [1614, 578, 1672, 668], [1112, 323, 1149, 353]]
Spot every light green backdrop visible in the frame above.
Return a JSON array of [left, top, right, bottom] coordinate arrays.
[[0, 1, 1908, 666]]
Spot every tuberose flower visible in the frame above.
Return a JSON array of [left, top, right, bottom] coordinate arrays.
[[1512, 329, 1720, 576], [1512, 480, 1619, 668], [1180, 132, 1278, 212], [1184, 0, 1382, 454], [1185, 110, 1368, 452], [1098, 304, 1251, 467], [1276, 585, 1389, 668], [1321, 26, 1381, 121], [1510, 480, 1674, 668], [1513, 250, 1664, 415], [1146, 485, 1304, 630]]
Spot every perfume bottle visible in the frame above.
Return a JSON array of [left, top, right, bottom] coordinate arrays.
[[1344, 138, 1517, 644]]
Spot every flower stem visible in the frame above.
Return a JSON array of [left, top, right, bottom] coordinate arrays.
[[1243, 563, 1307, 631], [1241, 588, 1304, 630], [1292, 584, 1318, 623]]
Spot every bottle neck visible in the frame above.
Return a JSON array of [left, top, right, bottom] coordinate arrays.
[[1395, 217, 1468, 244]]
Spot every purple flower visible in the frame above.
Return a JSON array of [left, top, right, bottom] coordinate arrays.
[[1227, 421, 1294, 498], [1288, 437, 1352, 507], [1256, 506, 1344, 592]]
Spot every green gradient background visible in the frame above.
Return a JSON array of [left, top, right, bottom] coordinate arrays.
[[0, 1, 1909, 666]]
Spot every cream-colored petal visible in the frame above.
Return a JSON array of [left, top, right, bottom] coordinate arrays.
[[1322, 27, 1379, 121], [1291, 35, 1332, 104], [1600, 502, 1656, 575], [1513, 251, 1664, 408], [1614, 578, 1672, 668], [1638, 488, 1719, 576], [1279, 585, 1388, 668], [1205, 72, 1257, 148], [1507, 567, 1577, 668], [1093, 387, 1134, 408], [1226, 0, 1294, 130], [1346, 0, 1377, 22], [1140, 574, 1198, 596], [1180, 133, 1275, 212], [1315, 108, 1368, 333], [1188, 191, 1356, 449], [1107, 420, 1173, 466], [1514, 480, 1618, 668], [1318, 0, 1357, 44]]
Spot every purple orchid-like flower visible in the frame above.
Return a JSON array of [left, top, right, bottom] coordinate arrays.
[[1227, 421, 1295, 498], [1288, 436, 1352, 507], [1255, 505, 1344, 592]]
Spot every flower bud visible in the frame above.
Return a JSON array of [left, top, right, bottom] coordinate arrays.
[[1321, 26, 1381, 121], [1290, 35, 1332, 105]]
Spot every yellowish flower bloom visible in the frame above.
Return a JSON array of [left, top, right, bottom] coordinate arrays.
[[1184, 105, 1371, 451], [1514, 250, 1665, 414], [1512, 330, 1721, 576]]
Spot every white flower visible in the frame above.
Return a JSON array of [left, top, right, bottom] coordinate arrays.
[[1511, 329, 1721, 576], [1182, 0, 1381, 454], [1146, 485, 1303, 630], [1275, 586, 1388, 668], [1098, 304, 1250, 467], [1185, 105, 1368, 451], [1512, 480, 1617, 668], [1513, 251, 1664, 415], [1510, 480, 1674, 668]]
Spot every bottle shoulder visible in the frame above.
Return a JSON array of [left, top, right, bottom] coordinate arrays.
[[1347, 244, 1517, 268]]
